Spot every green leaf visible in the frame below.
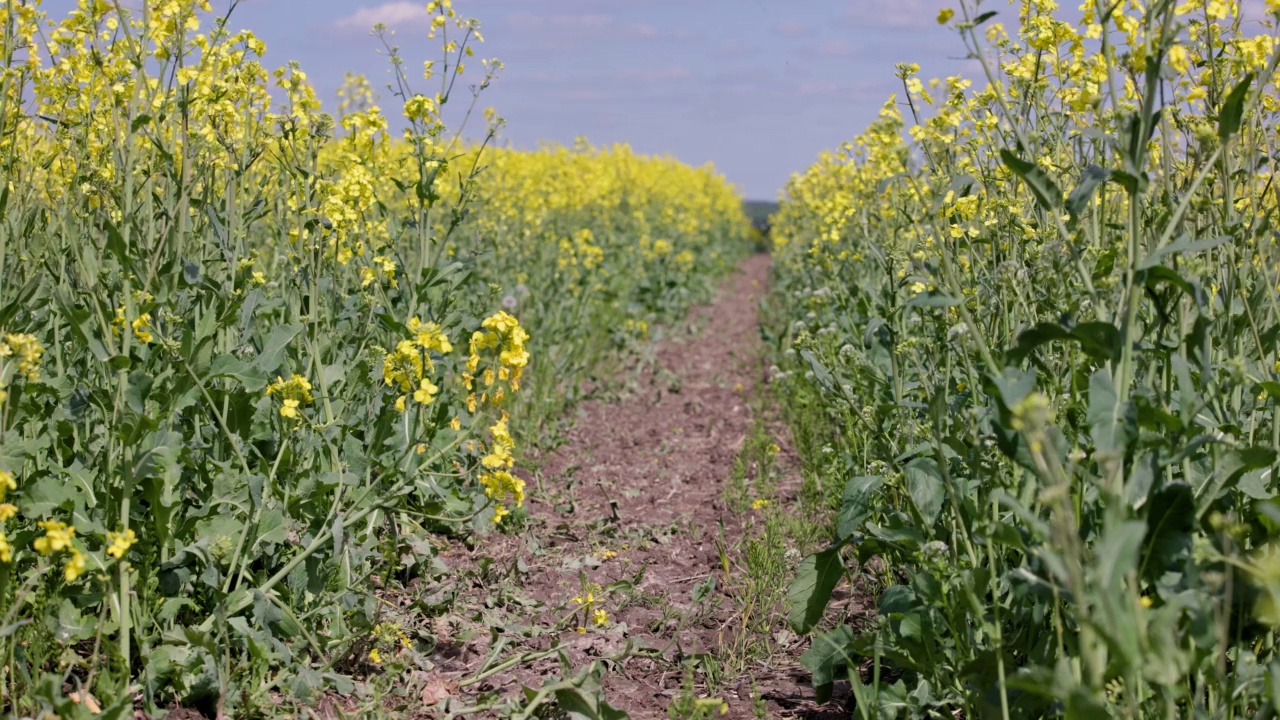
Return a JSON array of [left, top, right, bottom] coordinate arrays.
[[1219, 73, 1254, 141], [799, 624, 855, 704], [1071, 321, 1121, 363], [1001, 149, 1063, 212], [1110, 168, 1149, 195], [1006, 323, 1071, 364], [787, 545, 845, 634], [1066, 165, 1110, 218], [1142, 482, 1193, 581], [255, 323, 304, 374], [837, 476, 884, 540], [209, 355, 270, 392], [990, 367, 1038, 409], [904, 457, 945, 526], [800, 349, 838, 396], [1088, 369, 1129, 456], [1095, 521, 1145, 595], [1205, 446, 1278, 505], [552, 677, 630, 720], [1065, 688, 1109, 719], [23, 473, 88, 516], [1136, 265, 1195, 299], [1140, 234, 1231, 270], [1006, 321, 1118, 364]]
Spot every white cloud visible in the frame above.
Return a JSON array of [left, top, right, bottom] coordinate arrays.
[[333, 2, 429, 32]]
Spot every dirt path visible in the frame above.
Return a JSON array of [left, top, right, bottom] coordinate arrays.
[[448, 254, 831, 718]]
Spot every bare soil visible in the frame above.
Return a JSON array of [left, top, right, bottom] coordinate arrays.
[[431, 255, 847, 719]]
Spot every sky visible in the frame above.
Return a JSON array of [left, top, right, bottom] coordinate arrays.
[[36, 1, 1272, 200], [142, 0, 979, 200], [323, 0, 973, 200]]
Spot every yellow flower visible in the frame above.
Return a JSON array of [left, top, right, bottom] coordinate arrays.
[[1, 334, 44, 381], [106, 529, 137, 559], [395, 395, 407, 413], [64, 548, 86, 582], [369, 648, 383, 664], [413, 378, 439, 405], [937, 7, 955, 23], [267, 374, 313, 418], [0, 504, 16, 522], [751, 498, 770, 510], [132, 314, 154, 344], [0, 532, 11, 563], [592, 609, 609, 626], [481, 418, 516, 469], [33, 520, 74, 556]]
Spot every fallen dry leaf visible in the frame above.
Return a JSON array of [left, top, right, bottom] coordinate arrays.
[[421, 677, 459, 706]]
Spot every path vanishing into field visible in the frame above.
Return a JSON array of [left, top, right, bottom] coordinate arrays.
[[438, 255, 844, 719]]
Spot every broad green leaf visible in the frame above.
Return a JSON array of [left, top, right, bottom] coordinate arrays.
[[1219, 73, 1254, 141], [1006, 322, 1118, 364], [209, 354, 270, 392], [904, 457, 944, 526], [837, 476, 883, 540], [255, 323, 304, 373], [799, 624, 855, 704], [787, 545, 845, 634], [23, 473, 89, 516], [1142, 482, 1194, 582], [1202, 446, 1278, 506]]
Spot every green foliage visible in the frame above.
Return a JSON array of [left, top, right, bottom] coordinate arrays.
[[0, 2, 749, 715], [769, 1, 1280, 717]]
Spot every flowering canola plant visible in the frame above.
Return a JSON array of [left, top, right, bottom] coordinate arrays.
[[0, 0, 748, 714], [771, 0, 1280, 716]]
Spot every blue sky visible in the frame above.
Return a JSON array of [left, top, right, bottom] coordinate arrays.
[[35, 1, 1280, 198], [184, 0, 975, 200]]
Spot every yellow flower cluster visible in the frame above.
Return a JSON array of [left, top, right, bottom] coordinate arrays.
[[481, 416, 515, 470], [33, 520, 84, 582], [479, 469, 525, 524], [465, 311, 530, 410], [106, 529, 138, 560], [570, 583, 610, 630], [771, 0, 1280, 713], [0, 333, 45, 383], [384, 317, 453, 411], [265, 374, 314, 419]]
